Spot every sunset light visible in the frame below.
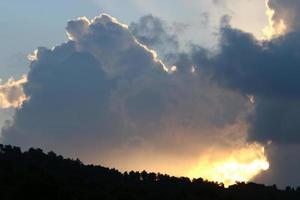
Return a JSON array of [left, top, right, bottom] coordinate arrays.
[[263, 0, 286, 39], [188, 143, 269, 187]]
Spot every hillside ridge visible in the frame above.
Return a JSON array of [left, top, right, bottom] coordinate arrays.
[[0, 144, 299, 200]]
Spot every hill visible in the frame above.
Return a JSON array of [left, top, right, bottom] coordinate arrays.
[[0, 144, 299, 200]]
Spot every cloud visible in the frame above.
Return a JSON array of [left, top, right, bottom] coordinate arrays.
[[199, 21, 300, 145], [268, 0, 300, 32], [2, 13, 256, 181], [1, 0, 300, 187], [0, 75, 27, 109], [186, 2, 300, 185], [263, 0, 286, 39], [4, 8, 300, 186], [179, 10, 300, 186], [129, 14, 180, 57], [65, 14, 170, 75], [254, 143, 300, 187]]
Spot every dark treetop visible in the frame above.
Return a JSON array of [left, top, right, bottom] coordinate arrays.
[[0, 144, 299, 200]]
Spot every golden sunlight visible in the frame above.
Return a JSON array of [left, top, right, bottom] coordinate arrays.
[[0, 75, 28, 109], [188, 143, 269, 187], [263, 0, 286, 39]]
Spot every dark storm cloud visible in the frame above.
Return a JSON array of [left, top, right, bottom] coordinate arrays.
[[184, 10, 300, 187], [2, 14, 169, 156], [2, 14, 246, 164], [193, 20, 300, 145]]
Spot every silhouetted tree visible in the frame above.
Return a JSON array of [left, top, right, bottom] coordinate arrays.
[[0, 144, 299, 200]]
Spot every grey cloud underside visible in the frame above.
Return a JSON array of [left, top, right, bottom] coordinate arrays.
[[2, 14, 246, 162], [131, 14, 300, 145], [192, 24, 300, 187], [130, 10, 300, 186], [206, 24, 300, 144], [189, 4, 300, 186]]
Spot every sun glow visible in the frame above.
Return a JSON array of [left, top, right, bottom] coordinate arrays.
[[263, 0, 286, 39], [188, 143, 269, 187]]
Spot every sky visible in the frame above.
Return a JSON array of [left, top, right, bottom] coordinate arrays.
[[0, 0, 300, 188]]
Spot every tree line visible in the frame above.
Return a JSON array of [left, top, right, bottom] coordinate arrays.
[[0, 144, 299, 200]]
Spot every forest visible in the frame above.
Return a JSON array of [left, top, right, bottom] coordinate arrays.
[[0, 144, 299, 200]]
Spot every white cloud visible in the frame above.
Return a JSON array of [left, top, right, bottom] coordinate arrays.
[[0, 75, 27, 109]]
